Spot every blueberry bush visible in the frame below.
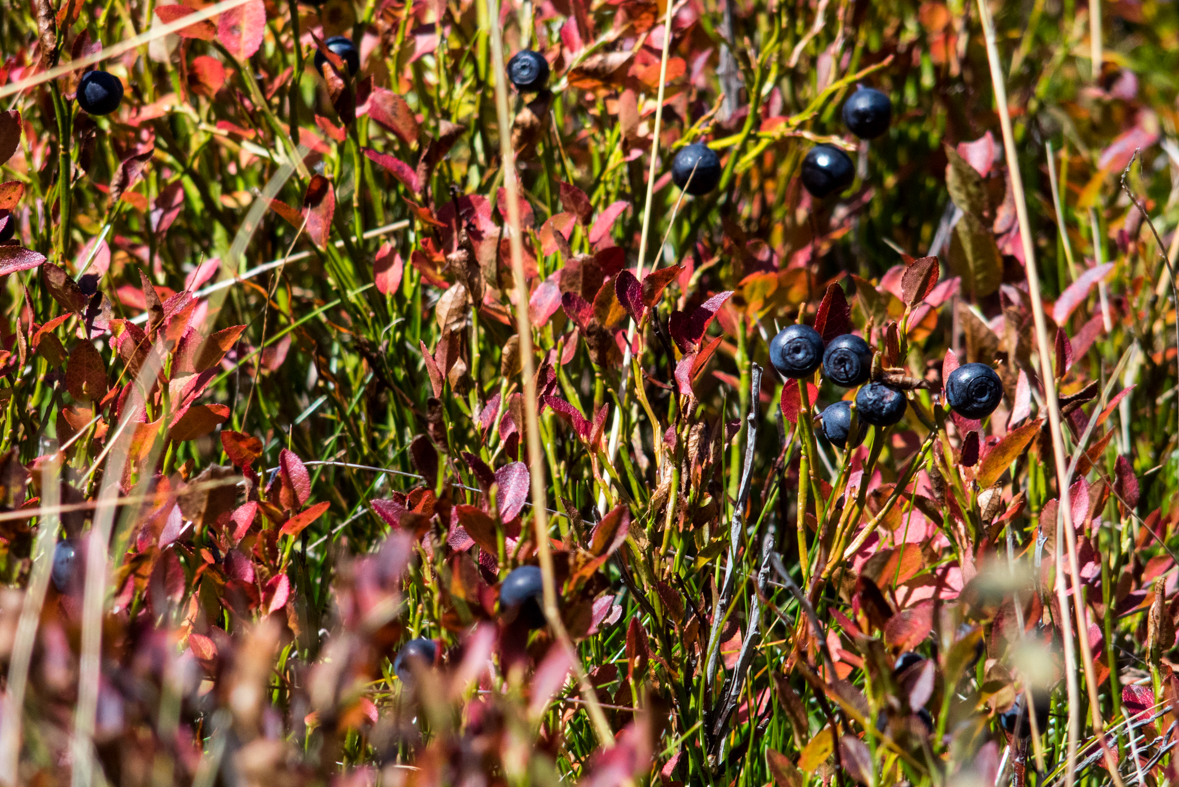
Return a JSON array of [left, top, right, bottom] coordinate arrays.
[[0, 0, 1176, 785]]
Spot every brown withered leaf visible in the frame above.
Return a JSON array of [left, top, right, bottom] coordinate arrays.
[[901, 256, 939, 306], [956, 302, 1000, 364], [945, 145, 991, 219], [975, 418, 1042, 489], [42, 263, 88, 313], [64, 340, 108, 402], [948, 213, 1001, 301], [0, 181, 24, 211]]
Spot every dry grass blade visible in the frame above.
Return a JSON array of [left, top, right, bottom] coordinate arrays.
[[974, 2, 1120, 786], [486, 0, 614, 746]]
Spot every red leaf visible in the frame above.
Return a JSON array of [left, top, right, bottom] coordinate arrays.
[[957, 132, 996, 177], [366, 87, 419, 147], [901, 257, 940, 306], [1123, 684, 1154, 721], [175, 325, 246, 373], [588, 200, 629, 246], [1115, 455, 1140, 507], [674, 352, 697, 396], [302, 175, 335, 249], [280, 448, 312, 508], [374, 243, 404, 295], [420, 340, 443, 398], [64, 339, 108, 402], [1099, 125, 1157, 172], [364, 147, 420, 194], [1055, 328, 1074, 376], [0, 111, 21, 167], [589, 504, 629, 557], [230, 501, 258, 543], [314, 114, 346, 142], [0, 246, 46, 277], [265, 573, 291, 613], [1052, 263, 1113, 324], [496, 188, 534, 228], [495, 462, 530, 522], [941, 349, 960, 390], [151, 180, 186, 235], [529, 275, 563, 326], [883, 600, 933, 650], [615, 270, 644, 324], [154, 4, 216, 40], [641, 265, 683, 308], [1096, 386, 1135, 428], [217, 0, 266, 59], [683, 291, 733, 347], [544, 395, 591, 441], [559, 181, 593, 224], [539, 212, 576, 256], [279, 500, 330, 537], [814, 283, 852, 342], [168, 403, 229, 442], [221, 430, 262, 469], [561, 291, 593, 332], [779, 382, 800, 425], [410, 435, 438, 486]]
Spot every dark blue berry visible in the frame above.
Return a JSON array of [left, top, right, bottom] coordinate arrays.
[[855, 383, 907, 426], [769, 324, 824, 379], [52, 540, 76, 593], [393, 637, 437, 681], [500, 565, 546, 629], [314, 36, 360, 78], [842, 86, 892, 140], [800, 144, 855, 199], [76, 71, 124, 116], [819, 401, 864, 449], [0, 211, 14, 244], [999, 691, 1050, 739], [894, 651, 924, 675], [671, 143, 722, 196], [507, 50, 549, 92], [945, 363, 1003, 419], [822, 334, 872, 388]]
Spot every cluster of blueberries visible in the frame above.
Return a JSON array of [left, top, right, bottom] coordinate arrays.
[[770, 322, 1005, 447], [669, 84, 892, 197]]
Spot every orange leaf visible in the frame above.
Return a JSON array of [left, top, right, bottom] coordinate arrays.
[[279, 501, 330, 537], [302, 175, 335, 249]]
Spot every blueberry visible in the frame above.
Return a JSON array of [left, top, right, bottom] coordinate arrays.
[[671, 143, 723, 196], [800, 144, 855, 199], [51, 540, 76, 593], [76, 71, 124, 116], [314, 36, 360, 78], [945, 363, 1004, 420], [393, 637, 437, 681], [769, 324, 824, 379], [999, 691, 1050, 739], [822, 334, 872, 388], [507, 50, 550, 93], [500, 565, 546, 629], [819, 401, 864, 449], [893, 651, 924, 675], [855, 383, 907, 426], [0, 211, 13, 244], [842, 86, 892, 140]]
